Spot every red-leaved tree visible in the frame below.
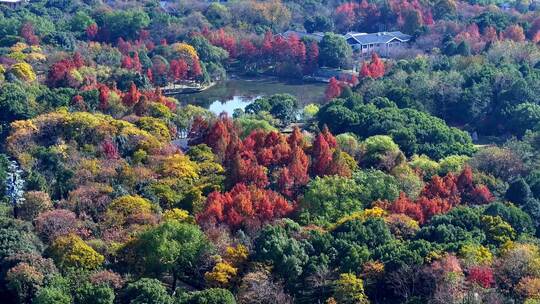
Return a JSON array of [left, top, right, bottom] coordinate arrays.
[[360, 62, 372, 78], [277, 145, 309, 198], [197, 183, 293, 230], [388, 167, 494, 223], [86, 24, 98, 40], [467, 266, 494, 288], [325, 77, 342, 101], [122, 83, 141, 106], [98, 85, 110, 110], [21, 22, 39, 45], [369, 53, 385, 78], [311, 133, 333, 176]]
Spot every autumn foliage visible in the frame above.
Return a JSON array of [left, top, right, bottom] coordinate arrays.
[[359, 53, 385, 79], [325, 77, 342, 101], [20, 23, 39, 46], [195, 115, 357, 229], [47, 53, 85, 87], [387, 167, 493, 224], [197, 183, 293, 230], [467, 266, 494, 288], [334, 0, 432, 32]]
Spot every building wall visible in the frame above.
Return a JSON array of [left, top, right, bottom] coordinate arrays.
[[0, 1, 24, 9], [355, 41, 408, 57]]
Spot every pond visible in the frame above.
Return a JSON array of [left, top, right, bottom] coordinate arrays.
[[176, 75, 328, 115]]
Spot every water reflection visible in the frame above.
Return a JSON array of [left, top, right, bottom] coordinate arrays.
[[176, 76, 327, 115], [207, 95, 259, 115]]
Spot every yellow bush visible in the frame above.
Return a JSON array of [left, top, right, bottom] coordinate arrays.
[[481, 215, 516, 245], [517, 277, 540, 300], [163, 208, 191, 222], [11, 62, 36, 82], [80, 159, 101, 175], [69, 69, 84, 83], [10, 42, 28, 52], [136, 117, 171, 142], [409, 154, 440, 178], [459, 243, 493, 266], [26, 52, 46, 61], [106, 195, 153, 227], [363, 207, 387, 218], [204, 261, 238, 287], [133, 149, 148, 164], [49, 234, 104, 269], [172, 42, 199, 59], [225, 245, 249, 266], [7, 51, 27, 62], [160, 154, 199, 179], [333, 273, 369, 304], [333, 207, 387, 229]]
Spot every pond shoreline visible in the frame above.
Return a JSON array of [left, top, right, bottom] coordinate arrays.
[[175, 74, 328, 115], [162, 81, 217, 96], [163, 72, 330, 97]]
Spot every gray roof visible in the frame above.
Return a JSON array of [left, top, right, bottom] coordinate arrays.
[[344, 31, 412, 45], [278, 30, 411, 45]]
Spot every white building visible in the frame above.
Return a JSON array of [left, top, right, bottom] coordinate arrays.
[[344, 31, 412, 57], [0, 0, 28, 9]]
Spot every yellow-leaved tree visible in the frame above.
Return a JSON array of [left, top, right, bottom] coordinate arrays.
[[332, 273, 369, 304], [172, 42, 199, 60], [105, 195, 155, 228], [48, 234, 104, 270], [11, 62, 36, 82], [205, 244, 249, 287]]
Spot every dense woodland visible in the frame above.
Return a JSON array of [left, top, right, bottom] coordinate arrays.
[[3, 0, 540, 304]]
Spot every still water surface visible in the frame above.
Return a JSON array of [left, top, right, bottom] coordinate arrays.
[[177, 76, 327, 115]]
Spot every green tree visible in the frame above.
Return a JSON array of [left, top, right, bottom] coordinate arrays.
[[373, 239, 430, 271], [0, 217, 43, 264], [176, 288, 236, 304], [304, 16, 333, 33], [0, 82, 39, 127], [434, 0, 457, 19], [438, 155, 470, 175], [119, 278, 172, 304], [506, 178, 532, 206], [75, 283, 115, 304], [526, 170, 540, 199], [34, 287, 72, 304], [402, 9, 422, 34], [353, 170, 400, 204], [456, 41, 471, 56], [319, 100, 475, 159], [484, 202, 534, 235], [189, 36, 229, 65], [100, 9, 150, 41], [124, 221, 210, 290], [204, 3, 231, 28], [236, 117, 277, 138], [523, 198, 540, 234], [318, 33, 352, 68], [362, 135, 405, 171], [246, 94, 298, 126], [509, 103, 540, 136], [70, 11, 95, 33], [253, 220, 309, 282], [299, 176, 364, 226]]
